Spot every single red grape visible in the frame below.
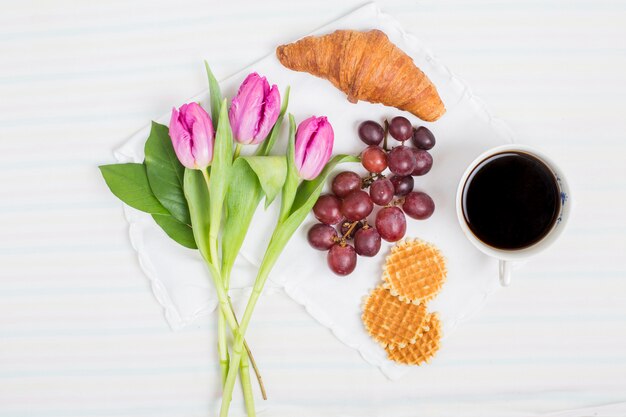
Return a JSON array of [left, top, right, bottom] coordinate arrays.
[[358, 120, 384, 145], [389, 175, 414, 196], [361, 146, 388, 173], [341, 190, 374, 222], [313, 194, 343, 225], [369, 178, 394, 206], [389, 116, 412, 141], [412, 149, 433, 176], [375, 206, 407, 242], [402, 191, 435, 220], [327, 243, 357, 276], [307, 224, 337, 250], [388, 146, 416, 176], [412, 126, 436, 150], [354, 227, 382, 257], [332, 171, 362, 198]]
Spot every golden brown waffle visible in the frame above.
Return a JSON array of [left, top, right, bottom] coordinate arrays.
[[382, 238, 447, 304], [362, 285, 429, 348], [385, 313, 442, 365]]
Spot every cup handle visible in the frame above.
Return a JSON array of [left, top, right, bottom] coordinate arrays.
[[499, 260, 511, 287]]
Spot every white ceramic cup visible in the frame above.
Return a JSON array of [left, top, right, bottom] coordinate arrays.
[[456, 144, 571, 286]]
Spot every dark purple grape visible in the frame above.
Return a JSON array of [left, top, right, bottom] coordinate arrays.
[[411, 149, 433, 176], [339, 220, 363, 240], [388, 116, 412, 141], [332, 171, 362, 198], [341, 190, 374, 222], [361, 146, 387, 173], [327, 244, 357, 276], [313, 194, 343, 225], [354, 227, 381, 257], [388, 146, 416, 176], [369, 178, 394, 206], [358, 120, 384, 145], [412, 126, 436, 150], [307, 224, 337, 250], [375, 206, 407, 242], [389, 175, 414, 196], [402, 191, 435, 220]]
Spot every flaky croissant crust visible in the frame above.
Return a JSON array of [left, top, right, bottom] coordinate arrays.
[[276, 29, 445, 122]]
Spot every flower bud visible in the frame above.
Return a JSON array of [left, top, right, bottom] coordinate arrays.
[[229, 72, 280, 145], [294, 116, 334, 180], [168, 103, 214, 170]]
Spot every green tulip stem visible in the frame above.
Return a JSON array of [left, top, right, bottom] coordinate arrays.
[[199, 168, 261, 414], [222, 267, 265, 409], [217, 311, 228, 385], [217, 263, 229, 388], [205, 262, 258, 416], [219, 262, 230, 388], [233, 144, 242, 161], [224, 271, 267, 401], [201, 169, 211, 186], [219, 227, 288, 417], [240, 337, 255, 417], [201, 169, 220, 267], [201, 169, 229, 386]]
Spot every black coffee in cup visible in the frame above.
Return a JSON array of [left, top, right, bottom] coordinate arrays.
[[461, 151, 561, 250]]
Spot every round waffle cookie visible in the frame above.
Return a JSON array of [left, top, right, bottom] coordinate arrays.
[[385, 313, 442, 365], [362, 285, 429, 348], [382, 238, 447, 304]]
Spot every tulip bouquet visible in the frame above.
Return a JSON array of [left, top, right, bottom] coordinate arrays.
[[99, 63, 357, 416]]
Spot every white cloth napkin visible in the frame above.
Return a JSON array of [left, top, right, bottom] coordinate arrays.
[[114, 2, 514, 378]]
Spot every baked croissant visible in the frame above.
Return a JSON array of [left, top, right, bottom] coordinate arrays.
[[276, 29, 445, 122]]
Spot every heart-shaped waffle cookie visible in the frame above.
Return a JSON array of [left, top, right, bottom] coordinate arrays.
[[362, 285, 429, 348], [382, 238, 447, 304], [385, 312, 442, 365]]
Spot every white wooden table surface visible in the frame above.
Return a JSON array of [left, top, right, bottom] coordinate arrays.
[[1, 1, 625, 416]]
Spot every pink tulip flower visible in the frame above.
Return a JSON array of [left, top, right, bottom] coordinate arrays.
[[294, 116, 334, 180], [229, 73, 281, 145], [169, 103, 214, 170]]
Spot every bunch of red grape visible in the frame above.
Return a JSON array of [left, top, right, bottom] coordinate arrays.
[[308, 116, 438, 276]]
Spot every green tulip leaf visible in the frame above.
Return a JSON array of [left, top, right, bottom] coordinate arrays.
[[152, 214, 197, 249], [241, 156, 287, 207], [144, 121, 190, 225], [99, 163, 169, 215], [221, 158, 263, 278], [207, 98, 233, 261], [183, 169, 211, 260], [221, 155, 287, 279], [256, 86, 290, 157], [204, 61, 223, 126], [278, 114, 300, 222]]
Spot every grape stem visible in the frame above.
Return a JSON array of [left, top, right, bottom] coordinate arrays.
[[383, 119, 390, 151], [361, 173, 383, 189], [341, 220, 360, 242]]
